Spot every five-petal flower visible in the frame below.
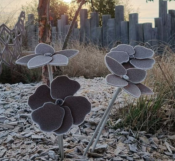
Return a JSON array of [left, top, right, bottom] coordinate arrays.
[[105, 44, 155, 98], [16, 43, 79, 69], [28, 76, 91, 135]]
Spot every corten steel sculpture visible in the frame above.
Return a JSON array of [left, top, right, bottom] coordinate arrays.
[[16, 43, 89, 160], [83, 44, 155, 156], [0, 11, 25, 74], [29, 76, 91, 160]]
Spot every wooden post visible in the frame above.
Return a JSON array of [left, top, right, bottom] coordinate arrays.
[[61, 15, 68, 41], [115, 5, 124, 42], [38, 0, 51, 85], [102, 15, 111, 47], [137, 24, 144, 43], [80, 9, 88, 43], [85, 19, 91, 44], [152, 28, 158, 46], [169, 10, 175, 44], [107, 19, 115, 48], [166, 14, 171, 42], [155, 18, 163, 41], [143, 23, 152, 44], [121, 21, 129, 44], [129, 13, 138, 46], [90, 12, 99, 44], [159, 0, 168, 42], [27, 14, 34, 50]]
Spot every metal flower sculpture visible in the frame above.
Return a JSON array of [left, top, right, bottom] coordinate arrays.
[[28, 76, 91, 135], [16, 43, 79, 69], [108, 44, 155, 70], [83, 45, 155, 156]]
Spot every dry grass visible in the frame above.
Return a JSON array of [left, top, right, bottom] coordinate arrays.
[[54, 41, 109, 78]]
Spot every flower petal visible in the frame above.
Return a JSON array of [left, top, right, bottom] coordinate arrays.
[[127, 69, 146, 84], [16, 54, 37, 66], [134, 46, 154, 59], [107, 51, 129, 64], [27, 55, 52, 69], [51, 76, 80, 100], [105, 56, 127, 76], [123, 83, 141, 98], [28, 85, 54, 110], [130, 59, 155, 70], [111, 44, 135, 55], [35, 43, 55, 55], [55, 49, 79, 59], [106, 74, 128, 87], [54, 106, 73, 135], [31, 103, 65, 132], [136, 83, 154, 95], [63, 96, 91, 125], [49, 54, 68, 66]]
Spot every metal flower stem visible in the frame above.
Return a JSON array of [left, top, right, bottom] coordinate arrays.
[[83, 88, 122, 156], [47, 65, 64, 160]]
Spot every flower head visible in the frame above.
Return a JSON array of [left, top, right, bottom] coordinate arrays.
[[16, 43, 79, 69], [105, 44, 155, 98], [108, 44, 155, 70], [28, 76, 91, 135]]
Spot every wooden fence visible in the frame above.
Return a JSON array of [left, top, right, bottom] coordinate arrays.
[[26, 0, 175, 50]]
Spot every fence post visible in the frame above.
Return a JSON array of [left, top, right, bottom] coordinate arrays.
[[61, 15, 68, 41], [90, 12, 99, 44], [85, 19, 90, 44], [143, 23, 152, 44], [102, 15, 111, 47], [166, 14, 171, 42], [115, 5, 124, 42], [80, 9, 88, 43], [52, 27, 57, 44], [137, 24, 144, 43], [107, 19, 115, 48], [152, 28, 158, 46], [121, 21, 129, 44], [27, 14, 35, 50], [169, 10, 175, 44], [159, 0, 168, 42], [129, 13, 138, 46], [155, 18, 163, 41]]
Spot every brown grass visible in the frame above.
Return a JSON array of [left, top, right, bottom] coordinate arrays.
[[54, 41, 109, 78]]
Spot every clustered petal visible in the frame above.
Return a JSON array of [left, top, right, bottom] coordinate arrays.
[[16, 43, 79, 69], [105, 44, 155, 98], [28, 76, 91, 135]]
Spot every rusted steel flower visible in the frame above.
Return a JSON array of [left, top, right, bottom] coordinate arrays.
[[107, 44, 155, 70], [16, 43, 79, 69], [28, 76, 91, 135], [105, 45, 155, 98]]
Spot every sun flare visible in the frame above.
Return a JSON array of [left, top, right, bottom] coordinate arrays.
[[63, 0, 72, 3]]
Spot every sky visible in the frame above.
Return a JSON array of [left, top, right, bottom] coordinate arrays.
[[0, 0, 175, 26]]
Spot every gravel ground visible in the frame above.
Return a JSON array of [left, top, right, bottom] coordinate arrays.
[[0, 77, 175, 161]]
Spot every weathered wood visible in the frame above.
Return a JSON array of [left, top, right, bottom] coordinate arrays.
[[143, 23, 152, 44], [80, 9, 88, 43], [137, 24, 143, 43], [107, 19, 115, 48], [115, 5, 124, 42], [85, 19, 90, 44], [169, 10, 175, 34], [155, 18, 163, 41], [159, 0, 167, 41], [166, 14, 171, 41], [61, 15, 68, 41], [102, 15, 111, 47], [97, 27, 102, 47], [90, 12, 99, 44], [152, 28, 158, 46], [73, 28, 80, 42], [129, 13, 138, 46], [121, 21, 129, 44], [57, 19, 62, 45]]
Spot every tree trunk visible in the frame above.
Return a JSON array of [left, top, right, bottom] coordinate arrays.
[[38, 0, 51, 85], [62, 0, 86, 50]]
